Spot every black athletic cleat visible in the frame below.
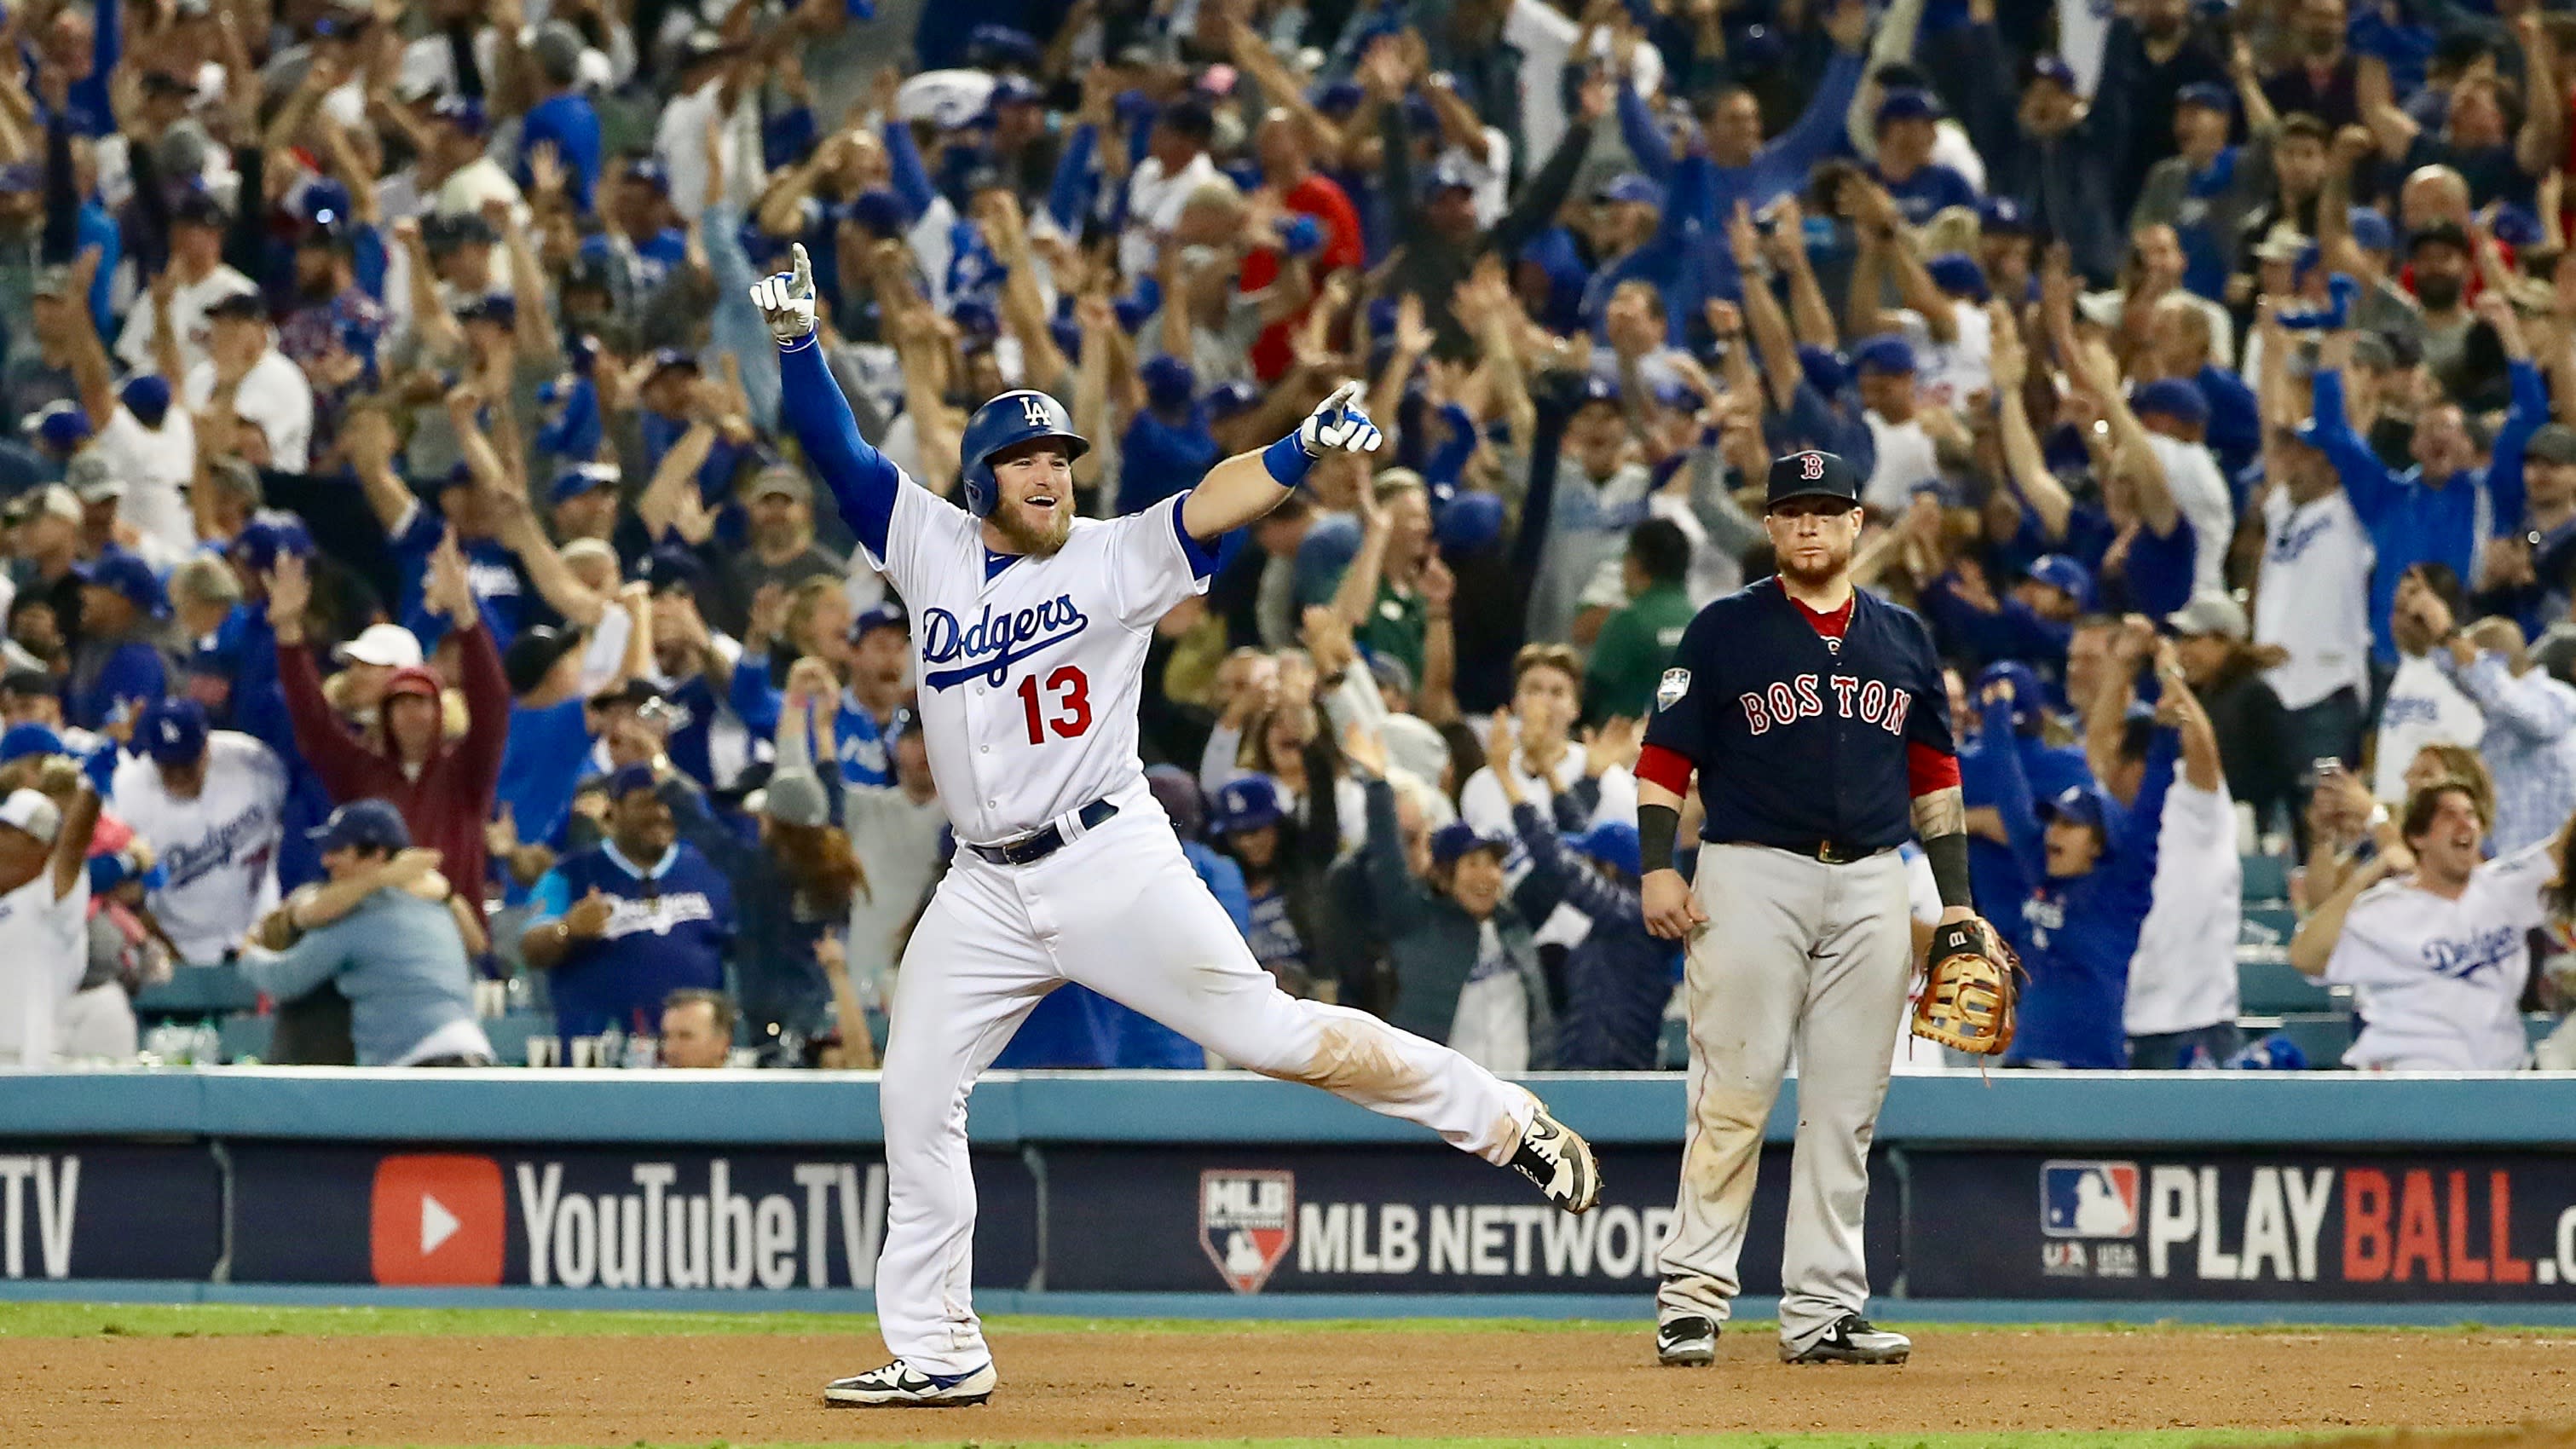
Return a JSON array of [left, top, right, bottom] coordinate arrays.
[[1782, 1314, 1910, 1365], [823, 1360, 997, 1406], [1509, 1105, 1601, 1213], [1656, 1315, 1718, 1366]]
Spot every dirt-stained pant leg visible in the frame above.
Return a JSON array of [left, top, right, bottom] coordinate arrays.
[[1655, 844, 1819, 1325], [1042, 808, 1534, 1163], [1777, 850, 1914, 1348]]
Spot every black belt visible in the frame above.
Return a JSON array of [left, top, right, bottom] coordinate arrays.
[[967, 799, 1119, 866], [1728, 838, 1886, 865]]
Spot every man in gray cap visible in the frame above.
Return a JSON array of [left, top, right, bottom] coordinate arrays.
[[714, 463, 845, 636]]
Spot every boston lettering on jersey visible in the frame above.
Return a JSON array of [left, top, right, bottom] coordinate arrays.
[[920, 595, 1090, 690], [1739, 673, 1914, 737]]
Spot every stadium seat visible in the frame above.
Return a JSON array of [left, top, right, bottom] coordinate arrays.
[[2237, 904, 2296, 950], [2238, 958, 2332, 1013], [1657, 1017, 1688, 1071], [134, 964, 260, 1019], [2239, 852, 2290, 903], [218, 1013, 274, 1064], [488, 1013, 557, 1067]]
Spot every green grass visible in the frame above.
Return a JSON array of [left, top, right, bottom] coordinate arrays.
[[0, 1302, 2542, 1341]]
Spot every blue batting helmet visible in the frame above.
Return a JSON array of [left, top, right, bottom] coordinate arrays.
[[959, 390, 1089, 517]]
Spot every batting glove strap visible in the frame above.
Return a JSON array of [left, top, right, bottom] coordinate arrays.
[[1262, 432, 1315, 485]]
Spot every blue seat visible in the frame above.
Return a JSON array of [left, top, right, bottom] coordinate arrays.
[[2238, 904, 2297, 950], [134, 964, 260, 1018], [2238, 957, 2332, 1013], [487, 1012, 557, 1067], [1657, 1017, 1688, 1071], [2240, 852, 2290, 903], [217, 1013, 274, 1064]]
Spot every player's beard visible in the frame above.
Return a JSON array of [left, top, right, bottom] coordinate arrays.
[[989, 499, 1073, 557], [1775, 538, 1854, 590]]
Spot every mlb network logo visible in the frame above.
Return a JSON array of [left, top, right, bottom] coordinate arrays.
[[1199, 1170, 1295, 1295], [2040, 1160, 2140, 1239], [371, 1155, 505, 1286]]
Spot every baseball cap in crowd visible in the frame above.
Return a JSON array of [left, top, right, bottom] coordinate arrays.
[[2250, 226, 2313, 267], [2347, 207, 2394, 254], [1765, 450, 1863, 511], [1852, 333, 1916, 376], [1311, 79, 1365, 118], [2166, 591, 2250, 642], [1874, 88, 1944, 128], [1211, 775, 1287, 835], [0, 724, 64, 765], [1796, 343, 1850, 399], [591, 678, 662, 712], [308, 799, 412, 854], [2027, 55, 2079, 90], [134, 697, 210, 765], [66, 454, 120, 503], [30, 263, 76, 301], [1205, 380, 1261, 419], [1430, 820, 1510, 868], [1435, 491, 1505, 553], [2492, 203, 2546, 250], [549, 461, 621, 506], [204, 286, 268, 323], [26, 401, 90, 453], [234, 510, 316, 571], [75, 552, 169, 618], [849, 601, 910, 642], [337, 622, 425, 670], [2133, 376, 2210, 428], [644, 546, 705, 593], [1145, 764, 1207, 840], [1142, 355, 1198, 412], [456, 293, 517, 326], [1978, 195, 2031, 235], [644, 347, 699, 384], [1924, 251, 1990, 302], [2038, 783, 2113, 840], [605, 762, 661, 801], [2025, 553, 2097, 612], [1566, 820, 1642, 879], [844, 188, 908, 239], [170, 189, 230, 228], [1160, 95, 1217, 144], [433, 93, 487, 136], [381, 667, 442, 709], [503, 625, 586, 696], [747, 465, 809, 505], [1, 668, 59, 703], [0, 789, 61, 846], [1574, 374, 1622, 411], [2527, 423, 2576, 465], [1427, 155, 1479, 195], [1594, 172, 1664, 208], [759, 771, 831, 828], [2175, 80, 2234, 113], [121, 374, 173, 429], [424, 212, 498, 251], [986, 73, 1044, 114], [5, 483, 80, 530]]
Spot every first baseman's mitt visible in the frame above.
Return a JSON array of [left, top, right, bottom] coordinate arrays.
[[1913, 917, 2022, 1056]]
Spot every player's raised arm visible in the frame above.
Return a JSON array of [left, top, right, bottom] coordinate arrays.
[[754, 243, 904, 560], [1179, 382, 1384, 541]]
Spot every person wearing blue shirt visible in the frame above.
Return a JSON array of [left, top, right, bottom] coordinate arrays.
[[1988, 682, 2179, 1071], [1868, 89, 1981, 228], [495, 625, 602, 865], [65, 552, 168, 732], [1120, 359, 1225, 517], [519, 764, 738, 1044], [2306, 305, 2544, 663], [2128, 80, 2281, 303], [1959, 667, 2095, 933], [518, 39, 604, 214]]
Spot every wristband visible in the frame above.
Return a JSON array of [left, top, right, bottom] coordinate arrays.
[[1262, 432, 1315, 485], [1923, 830, 1973, 909], [1639, 803, 1680, 875]]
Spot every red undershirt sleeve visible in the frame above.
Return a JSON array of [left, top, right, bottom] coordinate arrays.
[[1636, 742, 1695, 797], [1908, 741, 1961, 799]]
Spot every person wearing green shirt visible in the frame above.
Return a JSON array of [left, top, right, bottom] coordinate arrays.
[[1330, 470, 1435, 681], [1585, 519, 1698, 724]]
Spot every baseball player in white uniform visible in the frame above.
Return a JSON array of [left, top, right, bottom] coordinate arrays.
[[2290, 779, 2544, 1071], [753, 245, 1601, 1409]]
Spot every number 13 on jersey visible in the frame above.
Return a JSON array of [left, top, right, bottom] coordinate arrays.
[[1016, 666, 1093, 743]]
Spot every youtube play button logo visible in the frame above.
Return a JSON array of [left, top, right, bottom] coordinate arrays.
[[371, 1155, 505, 1286]]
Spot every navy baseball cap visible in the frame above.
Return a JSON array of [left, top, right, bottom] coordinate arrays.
[[1875, 88, 1944, 127], [1594, 172, 1664, 207], [2024, 553, 2097, 611], [644, 347, 699, 381], [0, 724, 64, 765], [1435, 491, 1505, 553], [503, 624, 586, 695], [1765, 450, 1863, 511], [1205, 380, 1261, 418], [2134, 376, 2210, 428], [1430, 820, 1510, 868], [2175, 80, 2234, 113], [121, 374, 173, 429], [1852, 333, 1917, 376], [2039, 783, 2113, 840], [548, 462, 620, 506], [28, 401, 90, 453], [432, 93, 487, 136], [307, 799, 412, 854], [1978, 195, 2031, 234], [1211, 774, 1287, 835], [644, 546, 706, 592], [1925, 251, 1990, 302], [1797, 343, 1850, 398], [134, 697, 210, 765], [605, 762, 661, 800], [1312, 79, 1365, 117], [1574, 373, 1622, 409], [2028, 55, 2077, 90], [1566, 820, 1642, 878], [233, 510, 315, 570], [849, 601, 909, 641], [1142, 354, 1197, 412]]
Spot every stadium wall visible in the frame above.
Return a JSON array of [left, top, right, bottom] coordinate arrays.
[[6, 1071, 2576, 1324]]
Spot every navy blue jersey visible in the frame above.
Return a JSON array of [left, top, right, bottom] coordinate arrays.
[[1643, 578, 1954, 853]]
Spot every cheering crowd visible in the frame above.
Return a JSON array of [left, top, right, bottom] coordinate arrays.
[[0, 0, 2571, 1073]]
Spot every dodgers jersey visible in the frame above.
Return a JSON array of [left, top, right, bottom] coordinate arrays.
[[110, 731, 286, 963], [780, 336, 1214, 845], [2325, 844, 2550, 1071]]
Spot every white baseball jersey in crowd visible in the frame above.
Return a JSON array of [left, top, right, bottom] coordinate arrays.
[[0, 869, 88, 1066], [2123, 775, 2244, 1038], [2325, 843, 2551, 1071], [2255, 487, 2375, 712], [110, 733, 286, 964]]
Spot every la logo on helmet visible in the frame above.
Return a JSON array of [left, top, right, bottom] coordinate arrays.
[[1020, 396, 1050, 428]]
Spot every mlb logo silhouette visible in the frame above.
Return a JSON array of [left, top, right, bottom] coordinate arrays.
[[1198, 1170, 1295, 1294], [2040, 1160, 2140, 1238]]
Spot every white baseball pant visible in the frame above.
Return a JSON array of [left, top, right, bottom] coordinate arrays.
[[876, 782, 1537, 1376], [1654, 842, 1912, 1349]]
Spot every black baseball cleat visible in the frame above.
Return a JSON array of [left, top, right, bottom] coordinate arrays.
[[1781, 1314, 1910, 1365], [823, 1360, 997, 1406], [1655, 1315, 1719, 1366], [1509, 1105, 1601, 1213]]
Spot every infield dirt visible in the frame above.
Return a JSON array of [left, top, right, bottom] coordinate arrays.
[[2, 1325, 2572, 1447]]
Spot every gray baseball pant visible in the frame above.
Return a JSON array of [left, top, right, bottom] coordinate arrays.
[[1654, 842, 1913, 1350]]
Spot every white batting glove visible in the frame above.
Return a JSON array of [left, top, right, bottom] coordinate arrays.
[[749, 242, 817, 345], [1297, 381, 1383, 456]]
